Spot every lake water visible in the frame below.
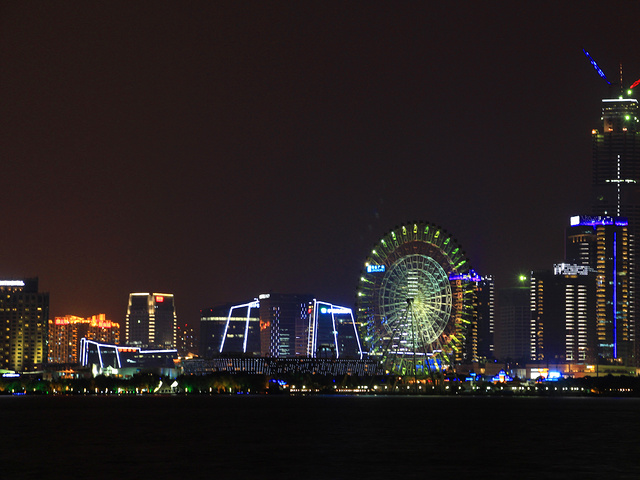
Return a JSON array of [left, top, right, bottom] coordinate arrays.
[[1, 395, 638, 479]]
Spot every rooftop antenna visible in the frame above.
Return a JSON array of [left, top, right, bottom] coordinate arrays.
[[620, 62, 624, 96]]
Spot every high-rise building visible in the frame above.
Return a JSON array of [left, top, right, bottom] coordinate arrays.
[[566, 216, 631, 363], [476, 275, 495, 361], [591, 95, 639, 365], [0, 279, 49, 372], [125, 293, 177, 348], [495, 280, 530, 364], [530, 265, 597, 364], [48, 314, 120, 364]]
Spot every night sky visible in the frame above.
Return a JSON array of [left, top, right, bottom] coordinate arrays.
[[3, 3, 640, 325]]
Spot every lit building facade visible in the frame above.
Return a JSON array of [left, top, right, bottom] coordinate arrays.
[[259, 293, 314, 358], [184, 357, 383, 376], [476, 275, 495, 361], [567, 216, 631, 363], [125, 293, 177, 349], [48, 314, 120, 364], [308, 301, 362, 359], [200, 303, 261, 358], [495, 282, 530, 363], [529, 265, 597, 364], [591, 96, 639, 365], [0, 279, 49, 372], [199, 294, 363, 360], [79, 339, 178, 377]]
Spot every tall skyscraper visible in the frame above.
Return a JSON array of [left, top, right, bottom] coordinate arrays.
[[125, 293, 177, 348], [0, 279, 49, 372], [567, 216, 631, 363], [591, 95, 639, 365]]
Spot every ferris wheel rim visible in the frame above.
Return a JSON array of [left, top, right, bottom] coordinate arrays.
[[357, 221, 474, 375]]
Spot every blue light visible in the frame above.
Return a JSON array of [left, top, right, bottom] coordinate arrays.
[[570, 215, 628, 227], [547, 371, 562, 381], [449, 270, 482, 282], [613, 232, 617, 359], [366, 264, 386, 273], [583, 49, 611, 84]]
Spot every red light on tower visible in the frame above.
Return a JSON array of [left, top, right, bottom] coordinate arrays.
[[156, 296, 164, 303]]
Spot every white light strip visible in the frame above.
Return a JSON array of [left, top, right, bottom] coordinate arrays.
[[242, 301, 258, 353], [351, 309, 364, 360], [330, 304, 339, 359], [0, 281, 25, 286], [221, 300, 259, 353]]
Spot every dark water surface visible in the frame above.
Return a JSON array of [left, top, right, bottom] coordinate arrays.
[[1, 395, 638, 479]]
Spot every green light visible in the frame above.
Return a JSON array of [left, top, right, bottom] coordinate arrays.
[[519, 275, 527, 282], [628, 90, 633, 96], [626, 115, 630, 120]]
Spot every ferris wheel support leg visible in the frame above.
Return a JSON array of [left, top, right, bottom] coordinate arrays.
[[379, 312, 405, 375]]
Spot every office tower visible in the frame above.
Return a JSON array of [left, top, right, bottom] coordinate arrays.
[[530, 265, 597, 364], [591, 95, 639, 364], [476, 275, 495, 361], [495, 280, 530, 363], [48, 314, 120, 364], [258, 293, 314, 358], [308, 301, 362, 359], [567, 216, 631, 363], [125, 293, 177, 348], [0, 279, 49, 372], [200, 303, 261, 358]]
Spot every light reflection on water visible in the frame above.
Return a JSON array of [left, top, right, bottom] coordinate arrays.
[[1, 395, 639, 479]]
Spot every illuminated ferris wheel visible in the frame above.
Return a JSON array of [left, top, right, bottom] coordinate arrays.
[[357, 222, 477, 376]]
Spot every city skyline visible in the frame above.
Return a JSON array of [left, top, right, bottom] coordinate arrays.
[[4, 4, 640, 324]]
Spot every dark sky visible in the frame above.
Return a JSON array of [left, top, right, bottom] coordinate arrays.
[[3, 2, 640, 325]]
